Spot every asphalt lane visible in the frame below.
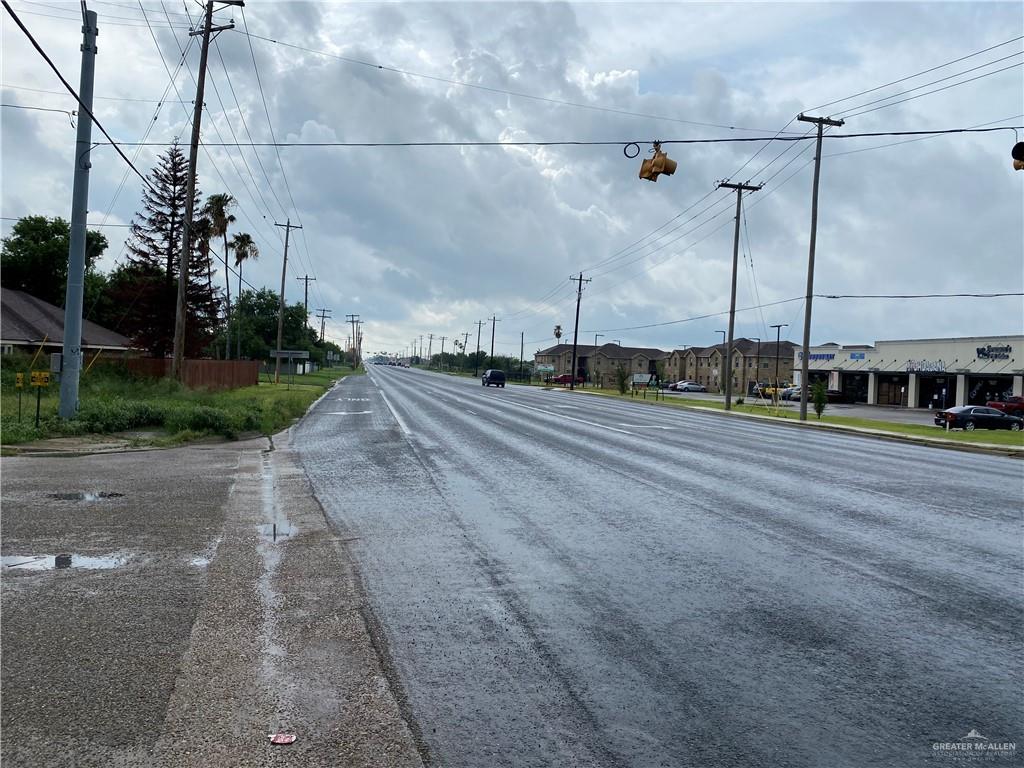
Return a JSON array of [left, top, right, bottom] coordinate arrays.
[[295, 367, 1022, 768]]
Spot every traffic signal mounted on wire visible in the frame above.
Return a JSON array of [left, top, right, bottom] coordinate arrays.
[[1013, 142, 1024, 171], [639, 142, 677, 182]]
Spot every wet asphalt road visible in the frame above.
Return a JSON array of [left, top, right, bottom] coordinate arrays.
[[295, 367, 1022, 768]]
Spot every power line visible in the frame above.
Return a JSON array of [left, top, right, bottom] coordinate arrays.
[[91, 125, 1023, 149], [805, 35, 1024, 112], [2, 1, 157, 193]]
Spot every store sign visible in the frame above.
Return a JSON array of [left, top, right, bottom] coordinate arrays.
[[849, 352, 865, 360], [906, 359, 947, 373], [976, 344, 1012, 360]]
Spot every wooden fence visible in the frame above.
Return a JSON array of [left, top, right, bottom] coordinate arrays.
[[125, 358, 260, 391]]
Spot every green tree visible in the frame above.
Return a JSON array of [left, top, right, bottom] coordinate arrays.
[[119, 141, 220, 357], [1, 215, 108, 307], [812, 380, 828, 420], [204, 193, 236, 357], [614, 363, 630, 394]]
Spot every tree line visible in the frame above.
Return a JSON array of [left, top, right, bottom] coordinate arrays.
[[1, 141, 343, 366]]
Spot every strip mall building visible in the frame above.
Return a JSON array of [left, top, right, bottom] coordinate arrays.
[[793, 335, 1023, 408]]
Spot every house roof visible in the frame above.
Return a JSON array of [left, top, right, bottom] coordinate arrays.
[[0, 287, 134, 349]]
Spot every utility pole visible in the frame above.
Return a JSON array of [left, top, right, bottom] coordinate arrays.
[[427, 333, 434, 367], [315, 308, 331, 342], [58, 7, 97, 419], [488, 316, 500, 368], [520, 331, 524, 380], [568, 273, 591, 391], [461, 332, 470, 372], [296, 274, 316, 326], [474, 321, 484, 376], [770, 323, 788, 397], [717, 181, 761, 410], [797, 113, 844, 420], [347, 314, 361, 368], [274, 218, 301, 383], [171, 0, 241, 381]]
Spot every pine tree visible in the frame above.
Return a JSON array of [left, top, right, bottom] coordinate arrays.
[[117, 141, 222, 357]]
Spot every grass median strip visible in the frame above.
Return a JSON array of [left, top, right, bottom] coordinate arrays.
[[573, 387, 1024, 448], [1, 354, 358, 446]]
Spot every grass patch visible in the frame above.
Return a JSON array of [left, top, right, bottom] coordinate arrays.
[[0, 352, 354, 445], [577, 388, 1024, 447]]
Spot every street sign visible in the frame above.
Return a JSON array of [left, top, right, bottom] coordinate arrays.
[[269, 350, 310, 359], [15, 373, 24, 389], [31, 371, 51, 387]]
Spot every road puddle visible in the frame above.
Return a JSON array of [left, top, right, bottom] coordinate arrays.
[[2, 553, 129, 571]]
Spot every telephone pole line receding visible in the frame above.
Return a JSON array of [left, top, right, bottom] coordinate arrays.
[[171, 0, 241, 382], [717, 181, 762, 411], [568, 273, 591, 391], [315, 308, 332, 342], [488, 316, 500, 368], [796, 113, 845, 421], [274, 218, 302, 383], [347, 314, 361, 367], [474, 321, 484, 376], [58, 8, 97, 419], [296, 274, 316, 326]]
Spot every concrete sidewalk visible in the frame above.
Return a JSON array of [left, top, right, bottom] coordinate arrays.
[[1, 429, 425, 766]]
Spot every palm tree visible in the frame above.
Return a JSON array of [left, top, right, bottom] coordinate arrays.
[[204, 193, 236, 358], [230, 232, 259, 359]]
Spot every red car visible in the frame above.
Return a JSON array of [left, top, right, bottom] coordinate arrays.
[[546, 374, 584, 385]]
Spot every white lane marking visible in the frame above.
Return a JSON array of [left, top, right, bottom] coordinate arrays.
[[499, 399, 634, 435], [327, 411, 372, 416], [617, 424, 676, 430], [379, 389, 412, 436]]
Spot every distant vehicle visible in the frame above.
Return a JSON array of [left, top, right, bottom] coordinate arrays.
[[675, 381, 706, 392], [935, 406, 1023, 431], [482, 369, 506, 388], [546, 373, 584, 385], [986, 396, 1024, 417]]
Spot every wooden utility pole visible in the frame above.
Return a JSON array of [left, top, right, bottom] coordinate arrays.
[[568, 274, 591, 390], [796, 113, 844, 420], [171, 0, 241, 381], [274, 219, 301, 383], [296, 274, 316, 326], [717, 181, 762, 410]]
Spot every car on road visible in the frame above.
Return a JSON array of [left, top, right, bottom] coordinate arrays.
[[675, 381, 707, 392], [545, 373, 584, 385], [482, 369, 506, 388], [934, 405, 1023, 431], [986, 396, 1024, 417]]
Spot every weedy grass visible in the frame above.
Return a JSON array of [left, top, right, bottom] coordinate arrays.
[[0, 352, 353, 445], [578, 388, 1024, 448]]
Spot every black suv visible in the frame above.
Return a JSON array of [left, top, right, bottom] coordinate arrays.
[[482, 369, 506, 388]]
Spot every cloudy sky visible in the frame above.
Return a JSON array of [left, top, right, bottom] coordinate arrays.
[[2, 1, 1022, 358]]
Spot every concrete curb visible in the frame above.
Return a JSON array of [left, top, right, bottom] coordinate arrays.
[[571, 389, 1024, 458]]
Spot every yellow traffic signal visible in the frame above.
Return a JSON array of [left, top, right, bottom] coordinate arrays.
[[639, 142, 677, 182], [1013, 142, 1024, 171]]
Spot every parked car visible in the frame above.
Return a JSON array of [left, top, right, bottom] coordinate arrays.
[[482, 369, 506, 388], [545, 373, 584, 385], [934, 405, 1023, 431], [676, 381, 706, 392], [986, 396, 1024, 417]]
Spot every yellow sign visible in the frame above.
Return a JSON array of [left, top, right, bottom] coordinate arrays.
[[30, 371, 50, 387], [15, 373, 24, 389]]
